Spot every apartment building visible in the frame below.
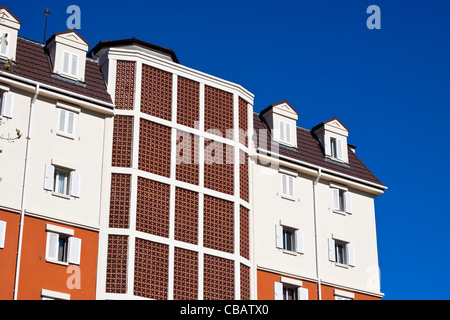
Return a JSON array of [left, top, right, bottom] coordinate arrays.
[[0, 6, 113, 299], [89, 38, 254, 299], [252, 101, 386, 300]]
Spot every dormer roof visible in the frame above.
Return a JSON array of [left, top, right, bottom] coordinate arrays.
[[0, 5, 22, 26], [46, 29, 90, 48], [312, 116, 350, 133]]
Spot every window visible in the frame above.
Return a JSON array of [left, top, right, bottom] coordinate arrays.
[[274, 280, 309, 300], [0, 220, 6, 249], [276, 225, 304, 254], [41, 289, 70, 300], [331, 188, 352, 214], [44, 164, 81, 198], [61, 51, 79, 78], [45, 227, 81, 265], [0, 91, 14, 118], [0, 31, 9, 57], [279, 120, 292, 145], [328, 238, 355, 267], [281, 173, 294, 199], [57, 108, 76, 137], [325, 135, 343, 160]]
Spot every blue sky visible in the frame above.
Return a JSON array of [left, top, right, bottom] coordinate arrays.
[[4, 0, 450, 299]]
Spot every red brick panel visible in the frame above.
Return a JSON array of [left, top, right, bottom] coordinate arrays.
[[141, 64, 172, 121], [138, 119, 171, 177], [177, 76, 200, 128], [109, 173, 131, 228], [204, 141, 234, 195], [105, 235, 128, 294], [240, 264, 250, 300], [239, 150, 249, 202], [111, 115, 133, 168], [134, 238, 169, 299], [240, 205, 249, 260], [173, 247, 198, 300], [203, 254, 234, 300], [203, 195, 234, 254], [136, 177, 170, 238], [174, 187, 198, 244], [238, 97, 248, 147], [115, 60, 135, 110], [175, 131, 199, 185], [204, 85, 233, 138]]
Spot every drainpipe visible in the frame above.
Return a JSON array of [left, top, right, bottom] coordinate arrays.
[[313, 168, 322, 300], [13, 83, 39, 300]]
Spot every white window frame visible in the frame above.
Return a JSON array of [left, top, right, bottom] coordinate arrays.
[[0, 220, 6, 249], [41, 289, 70, 300], [325, 134, 344, 161], [276, 225, 304, 254], [328, 237, 355, 267], [0, 30, 9, 57], [61, 51, 79, 78], [45, 224, 81, 266], [278, 120, 292, 145], [280, 173, 295, 199], [56, 107, 77, 138], [44, 163, 81, 198], [0, 91, 14, 119], [331, 186, 352, 214], [274, 279, 309, 300]]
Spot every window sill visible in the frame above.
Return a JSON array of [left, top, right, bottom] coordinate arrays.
[[51, 192, 71, 200], [56, 131, 75, 140], [335, 263, 350, 269], [333, 209, 349, 216], [46, 259, 69, 267], [280, 194, 296, 202], [282, 249, 298, 256]]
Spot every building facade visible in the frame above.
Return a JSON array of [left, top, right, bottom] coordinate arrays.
[[0, 6, 386, 300]]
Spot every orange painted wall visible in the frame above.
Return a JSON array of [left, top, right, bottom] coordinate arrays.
[[0, 210, 20, 300], [257, 269, 318, 300], [15, 215, 99, 300], [320, 284, 381, 300]]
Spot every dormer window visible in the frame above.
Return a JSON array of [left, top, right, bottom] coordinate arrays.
[[0, 31, 9, 57], [62, 51, 79, 78], [312, 117, 350, 164], [279, 120, 292, 145], [0, 6, 22, 61], [328, 136, 343, 160]]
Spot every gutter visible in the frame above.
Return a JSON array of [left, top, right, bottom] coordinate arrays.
[[313, 168, 322, 300], [13, 83, 39, 300]]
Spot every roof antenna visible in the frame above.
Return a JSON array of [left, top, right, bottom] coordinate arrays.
[[43, 8, 50, 44]]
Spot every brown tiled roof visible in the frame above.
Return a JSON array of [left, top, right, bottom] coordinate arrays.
[[253, 112, 385, 187], [0, 37, 112, 105]]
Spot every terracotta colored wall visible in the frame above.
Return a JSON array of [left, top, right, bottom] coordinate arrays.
[[257, 269, 318, 300], [16, 215, 98, 300], [320, 284, 381, 300], [0, 210, 20, 300]]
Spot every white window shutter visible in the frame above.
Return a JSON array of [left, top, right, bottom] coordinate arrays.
[[58, 109, 66, 132], [285, 122, 291, 144], [69, 171, 81, 198], [71, 54, 78, 77], [274, 282, 283, 300], [295, 230, 304, 254], [0, 220, 6, 249], [347, 243, 355, 267], [44, 164, 55, 191], [281, 174, 287, 196], [0, 32, 7, 56], [45, 232, 59, 261], [288, 175, 294, 197], [324, 134, 331, 156], [344, 191, 352, 214], [328, 238, 336, 262], [332, 188, 340, 211], [1, 92, 14, 118], [337, 139, 343, 160], [279, 121, 285, 142], [298, 287, 309, 300], [63, 52, 70, 74], [68, 237, 82, 265], [67, 111, 75, 135], [275, 225, 283, 249]]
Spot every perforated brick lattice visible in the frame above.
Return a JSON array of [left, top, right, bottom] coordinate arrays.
[[112, 115, 133, 168], [136, 177, 170, 238], [203, 254, 235, 300], [177, 76, 199, 128], [174, 187, 198, 245], [134, 238, 169, 300], [173, 247, 198, 300], [240, 205, 249, 260], [240, 264, 250, 300], [239, 150, 249, 202], [141, 64, 172, 121], [204, 141, 234, 195], [115, 60, 135, 110], [204, 85, 233, 138], [175, 130, 199, 185], [109, 173, 131, 228], [238, 97, 248, 147], [105, 235, 128, 294], [138, 118, 171, 177], [203, 195, 234, 253]]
